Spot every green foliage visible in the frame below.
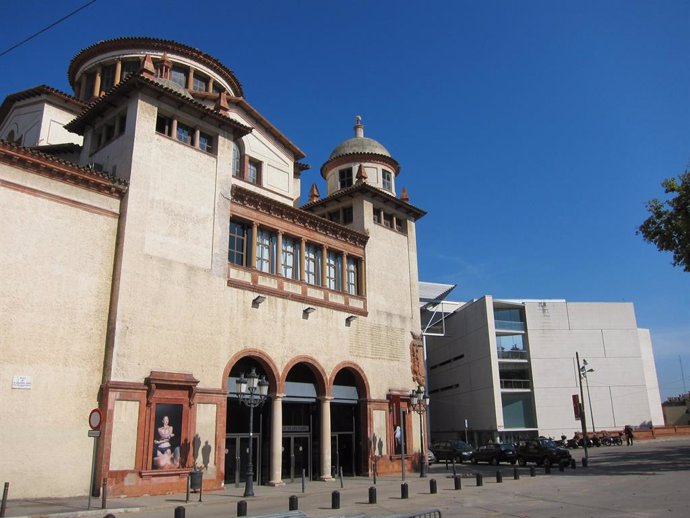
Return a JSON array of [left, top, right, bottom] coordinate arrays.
[[637, 171, 690, 272]]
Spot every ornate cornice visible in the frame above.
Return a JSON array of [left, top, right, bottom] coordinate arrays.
[[231, 185, 369, 248]]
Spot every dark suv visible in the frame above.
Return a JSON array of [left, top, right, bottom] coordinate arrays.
[[516, 437, 571, 467], [430, 440, 474, 463]]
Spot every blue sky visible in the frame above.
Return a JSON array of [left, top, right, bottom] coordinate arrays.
[[1, 1, 688, 400]]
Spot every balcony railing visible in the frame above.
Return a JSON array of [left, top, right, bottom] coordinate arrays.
[[500, 379, 531, 390], [494, 319, 526, 331], [497, 349, 528, 360]]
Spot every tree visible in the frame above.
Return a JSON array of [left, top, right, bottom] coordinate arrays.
[[637, 170, 690, 272]]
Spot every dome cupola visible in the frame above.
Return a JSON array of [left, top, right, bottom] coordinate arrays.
[[321, 116, 400, 196]]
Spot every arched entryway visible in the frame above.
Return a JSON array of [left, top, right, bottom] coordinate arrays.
[[281, 360, 327, 481], [225, 354, 277, 488], [330, 364, 369, 478]]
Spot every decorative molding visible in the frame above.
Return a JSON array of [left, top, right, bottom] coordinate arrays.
[[231, 185, 369, 248]]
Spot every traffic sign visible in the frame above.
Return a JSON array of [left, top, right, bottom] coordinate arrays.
[[89, 408, 102, 430]]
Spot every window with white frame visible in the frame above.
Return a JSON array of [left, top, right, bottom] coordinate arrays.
[[255, 228, 277, 273], [382, 170, 392, 192], [346, 257, 360, 295], [326, 251, 343, 291], [282, 236, 300, 280], [304, 244, 322, 286]]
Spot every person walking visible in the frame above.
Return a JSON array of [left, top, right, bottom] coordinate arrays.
[[624, 425, 634, 446]]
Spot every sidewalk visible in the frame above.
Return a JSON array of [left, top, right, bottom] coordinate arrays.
[[4, 437, 690, 518]]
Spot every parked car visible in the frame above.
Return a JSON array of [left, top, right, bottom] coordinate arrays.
[[516, 437, 571, 467], [430, 440, 474, 463], [471, 443, 517, 465]]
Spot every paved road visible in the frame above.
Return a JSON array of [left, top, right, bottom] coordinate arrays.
[[6, 437, 690, 518]]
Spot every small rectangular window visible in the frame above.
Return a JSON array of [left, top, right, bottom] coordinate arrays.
[[176, 123, 192, 145], [339, 168, 353, 189], [394, 217, 403, 232], [199, 132, 213, 153], [282, 236, 300, 280], [373, 208, 381, 224], [248, 160, 261, 184], [229, 220, 251, 267], [193, 75, 208, 92], [100, 64, 116, 93], [171, 67, 187, 88], [156, 115, 172, 137], [326, 251, 343, 291], [342, 206, 353, 225], [255, 228, 277, 274], [346, 257, 360, 295], [328, 210, 341, 223], [304, 244, 322, 286], [383, 213, 393, 228], [382, 170, 392, 191]]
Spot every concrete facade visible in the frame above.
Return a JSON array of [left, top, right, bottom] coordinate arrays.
[[0, 38, 426, 499], [424, 293, 664, 446]]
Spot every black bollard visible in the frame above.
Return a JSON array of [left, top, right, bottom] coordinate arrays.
[[513, 467, 520, 480], [401, 482, 409, 499], [368, 486, 377, 504], [174, 506, 185, 518], [289, 495, 298, 511], [582, 457, 588, 468], [496, 470, 503, 483], [559, 462, 565, 472], [1, 482, 8, 518], [545, 464, 551, 474], [237, 500, 247, 517], [476, 473, 483, 487], [454, 475, 462, 490], [430, 479, 437, 494], [530, 466, 536, 477], [331, 490, 340, 510], [101, 479, 107, 510]]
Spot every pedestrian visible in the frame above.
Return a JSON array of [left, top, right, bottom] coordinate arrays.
[[624, 425, 634, 446]]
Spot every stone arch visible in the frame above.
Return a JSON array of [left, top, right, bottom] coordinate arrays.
[[329, 361, 370, 401], [280, 355, 328, 396], [222, 348, 280, 395]]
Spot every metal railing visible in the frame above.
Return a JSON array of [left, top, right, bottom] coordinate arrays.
[[500, 379, 531, 389], [497, 349, 528, 360], [494, 320, 526, 331]]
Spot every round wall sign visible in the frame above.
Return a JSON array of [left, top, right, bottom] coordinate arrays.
[[89, 408, 102, 430]]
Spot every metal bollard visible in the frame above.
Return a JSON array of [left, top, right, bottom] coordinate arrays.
[[430, 479, 437, 494], [570, 458, 576, 469], [496, 470, 503, 483], [289, 495, 299, 511], [476, 473, 483, 487], [513, 467, 520, 480], [582, 457, 588, 468], [369, 486, 377, 504], [559, 462, 565, 472], [545, 464, 551, 474], [237, 500, 247, 517], [454, 475, 462, 490], [401, 482, 409, 499], [101, 479, 107, 510], [302, 469, 306, 493], [530, 466, 536, 477], [174, 506, 185, 518], [331, 490, 340, 510], [2, 482, 10, 518]]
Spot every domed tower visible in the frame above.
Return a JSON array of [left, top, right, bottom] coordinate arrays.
[[320, 115, 400, 196]]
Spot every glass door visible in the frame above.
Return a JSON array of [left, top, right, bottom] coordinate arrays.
[[225, 435, 260, 486], [281, 435, 310, 482]]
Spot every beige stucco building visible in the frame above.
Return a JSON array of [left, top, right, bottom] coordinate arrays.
[[0, 37, 428, 498]]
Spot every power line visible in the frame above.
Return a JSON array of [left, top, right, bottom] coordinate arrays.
[[0, 1, 97, 58]]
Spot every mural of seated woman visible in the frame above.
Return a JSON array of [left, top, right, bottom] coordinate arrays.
[[154, 415, 180, 469]]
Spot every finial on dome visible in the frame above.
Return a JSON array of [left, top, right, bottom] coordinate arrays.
[[141, 54, 155, 79], [215, 91, 229, 113], [400, 187, 410, 203], [309, 183, 320, 203], [355, 164, 368, 185], [354, 115, 364, 138]]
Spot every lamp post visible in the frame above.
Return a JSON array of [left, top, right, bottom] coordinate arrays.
[[409, 386, 429, 478], [235, 368, 269, 497], [575, 352, 589, 460], [580, 359, 595, 433]]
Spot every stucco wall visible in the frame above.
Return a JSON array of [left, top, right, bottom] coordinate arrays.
[[0, 164, 119, 497]]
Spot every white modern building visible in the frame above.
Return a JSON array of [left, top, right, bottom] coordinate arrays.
[[421, 283, 664, 445]]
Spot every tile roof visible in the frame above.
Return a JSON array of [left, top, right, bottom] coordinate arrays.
[[0, 140, 127, 198]]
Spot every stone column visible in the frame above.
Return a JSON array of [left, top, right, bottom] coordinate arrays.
[[320, 396, 334, 481], [93, 66, 102, 97], [299, 238, 306, 282], [269, 394, 285, 486], [193, 127, 200, 148], [114, 59, 122, 85], [341, 252, 348, 293], [276, 231, 283, 276], [321, 245, 328, 287], [187, 67, 195, 91], [359, 257, 366, 297], [170, 118, 178, 140]]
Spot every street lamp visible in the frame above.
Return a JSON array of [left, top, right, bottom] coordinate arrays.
[[575, 352, 589, 460], [409, 385, 430, 478], [580, 359, 595, 432], [235, 368, 269, 497]]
